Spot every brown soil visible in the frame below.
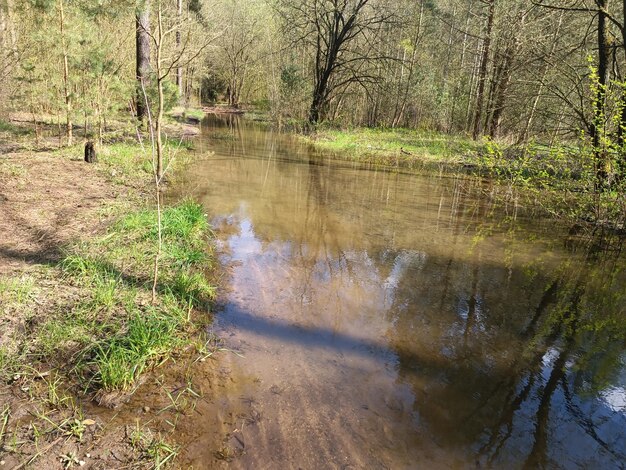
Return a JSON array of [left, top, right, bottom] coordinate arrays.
[[0, 149, 118, 276], [0, 110, 196, 273], [0, 117, 217, 469]]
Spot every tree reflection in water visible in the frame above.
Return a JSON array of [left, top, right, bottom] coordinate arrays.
[[171, 114, 626, 468]]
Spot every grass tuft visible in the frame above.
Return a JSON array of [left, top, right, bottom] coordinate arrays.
[[93, 310, 182, 391], [169, 271, 215, 306], [59, 200, 216, 392], [0, 275, 37, 305]]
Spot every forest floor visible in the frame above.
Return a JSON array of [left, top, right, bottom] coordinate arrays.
[[0, 113, 225, 469]]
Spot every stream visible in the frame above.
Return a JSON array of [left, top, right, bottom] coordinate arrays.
[[169, 115, 626, 469]]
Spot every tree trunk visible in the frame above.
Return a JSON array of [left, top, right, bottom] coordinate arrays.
[[392, 1, 423, 128], [59, 0, 72, 146], [593, 0, 610, 188], [472, 0, 495, 140], [1, 0, 18, 60], [617, 0, 626, 172], [487, 59, 512, 139], [488, 13, 522, 141], [156, 77, 164, 179], [176, 0, 183, 100], [309, 78, 327, 124], [155, 3, 164, 180], [466, 39, 481, 132], [84, 141, 97, 163], [136, 0, 151, 126], [484, 37, 501, 136], [519, 12, 563, 144], [450, 0, 473, 133]]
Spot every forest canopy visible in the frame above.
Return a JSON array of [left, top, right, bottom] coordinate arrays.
[[0, 0, 624, 147]]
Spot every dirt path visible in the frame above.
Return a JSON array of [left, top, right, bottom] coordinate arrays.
[[0, 113, 199, 275], [0, 150, 120, 275], [0, 118, 216, 469]]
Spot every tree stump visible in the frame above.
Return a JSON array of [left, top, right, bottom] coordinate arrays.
[[84, 141, 97, 163]]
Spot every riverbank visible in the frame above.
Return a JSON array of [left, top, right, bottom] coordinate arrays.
[[302, 126, 481, 169], [300, 126, 626, 229], [0, 115, 218, 468]]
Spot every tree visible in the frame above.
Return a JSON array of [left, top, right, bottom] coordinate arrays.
[[593, 0, 610, 186], [390, 1, 424, 128], [278, 0, 396, 124], [58, 0, 73, 144], [0, 0, 18, 105], [207, 0, 265, 108], [471, 0, 494, 140], [136, 0, 151, 125], [534, 0, 624, 186]]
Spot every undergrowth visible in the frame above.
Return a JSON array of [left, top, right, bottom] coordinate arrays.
[[0, 201, 215, 395], [57, 201, 216, 392], [302, 127, 479, 167]]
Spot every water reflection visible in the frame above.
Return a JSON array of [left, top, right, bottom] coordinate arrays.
[[172, 115, 626, 468]]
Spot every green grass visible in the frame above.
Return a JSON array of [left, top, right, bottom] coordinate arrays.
[[304, 127, 480, 167], [93, 308, 183, 391], [0, 275, 37, 305], [50, 141, 154, 187], [57, 200, 216, 391], [168, 106, 205, 122], [0, 119, 31, 135], [51, 140, 196, 189], [100, 142, 153, 176], [182, 108, 205, 121], [38, 317, 96, 356], [7, 200, 216, 393]]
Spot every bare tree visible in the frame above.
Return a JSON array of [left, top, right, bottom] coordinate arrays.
[[472, 0, 494, 140], [209, 0, 262, 108], [279, 0, 396, 124]]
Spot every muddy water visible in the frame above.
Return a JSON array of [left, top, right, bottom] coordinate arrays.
[[170, 115, 626, 469]]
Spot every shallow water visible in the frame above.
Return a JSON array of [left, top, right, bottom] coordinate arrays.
[[171, 115, 626, 469]]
